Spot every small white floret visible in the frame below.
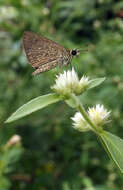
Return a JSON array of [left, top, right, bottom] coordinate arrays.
[[71, 112, 90, 132], [88, 104, 111, 126]]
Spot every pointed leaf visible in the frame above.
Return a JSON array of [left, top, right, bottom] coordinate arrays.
[[87, 78, 105, 90], [5, 93, 61, 123], [99, 131, 123, 175]]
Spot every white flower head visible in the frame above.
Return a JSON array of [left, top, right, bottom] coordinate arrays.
[[52, 68, 89, 96], [71, 112, 91, 132], [88, 104, 111, 126]]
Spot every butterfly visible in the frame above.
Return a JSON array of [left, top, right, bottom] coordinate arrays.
[[23, 31, 81, 75]]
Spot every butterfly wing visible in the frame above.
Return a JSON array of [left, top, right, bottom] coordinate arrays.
[[32, 59, 59, 75], [23, 31, 68, 70]]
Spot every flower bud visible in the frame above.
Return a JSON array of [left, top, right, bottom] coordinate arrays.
[[7, 135, 21, 147]]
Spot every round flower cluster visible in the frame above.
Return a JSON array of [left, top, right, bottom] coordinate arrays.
[[52, 68, 89, 96], [71, 104, 111, 132]]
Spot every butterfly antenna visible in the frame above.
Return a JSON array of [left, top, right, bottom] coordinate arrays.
[[79, 44, 90, 53]]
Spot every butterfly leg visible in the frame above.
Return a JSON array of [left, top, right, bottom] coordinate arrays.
[[69, 62, 72, 70], [65, 61, 72, 70]]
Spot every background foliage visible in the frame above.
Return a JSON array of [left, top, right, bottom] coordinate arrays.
[[0, 0, 123, 189]]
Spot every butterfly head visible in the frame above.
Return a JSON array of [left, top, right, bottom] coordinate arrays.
[[70, 47, 88, 57], [70, 49, 80, 57]]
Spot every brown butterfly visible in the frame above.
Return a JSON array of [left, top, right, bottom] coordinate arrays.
[[23, 31, 80, 75]]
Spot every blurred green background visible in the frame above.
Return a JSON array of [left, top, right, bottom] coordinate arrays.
[[0, 0, 123, 189]]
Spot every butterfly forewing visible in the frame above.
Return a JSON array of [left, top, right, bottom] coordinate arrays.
[[23, 31, 68, 71]]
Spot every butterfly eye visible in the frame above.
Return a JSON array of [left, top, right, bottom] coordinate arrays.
[[71, 50, 77, 56]]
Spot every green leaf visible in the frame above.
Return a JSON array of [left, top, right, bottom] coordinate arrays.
[[99, 131, 123, 175], [87, 77, 105, 90], [5, 93, 61, 123]]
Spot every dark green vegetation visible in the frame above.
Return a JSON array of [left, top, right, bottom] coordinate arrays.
[[0, 0, 123, 189]]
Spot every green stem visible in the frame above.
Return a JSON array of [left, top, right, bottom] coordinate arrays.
[[70, 93, 103, 134]]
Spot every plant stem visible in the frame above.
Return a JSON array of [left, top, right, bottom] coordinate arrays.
[[70, 93, 103, 134]]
